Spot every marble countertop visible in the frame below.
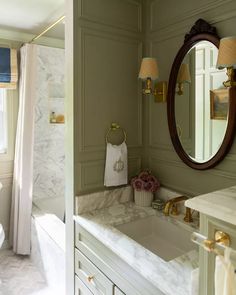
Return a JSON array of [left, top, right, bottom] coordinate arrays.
[[74, 202, 198, 295], [185, 186, 236, 226]]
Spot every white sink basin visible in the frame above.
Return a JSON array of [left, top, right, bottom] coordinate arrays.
[[115, 215, 196, 261]]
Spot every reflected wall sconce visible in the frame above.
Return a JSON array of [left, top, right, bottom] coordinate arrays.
[[216, 36, 236, 87], [138, 57, 167, 102], [176, 63, 191, 95]]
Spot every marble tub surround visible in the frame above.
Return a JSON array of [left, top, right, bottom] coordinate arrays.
[[74, 202, 199, 295], [185, 185, 236, 226], [33, 45, 65, 203], [75, 185, 133, 214]]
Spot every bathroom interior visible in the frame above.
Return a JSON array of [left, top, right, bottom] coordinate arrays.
[[0, 0, 236, 295]]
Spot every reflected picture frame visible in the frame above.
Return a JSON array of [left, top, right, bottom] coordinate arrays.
[[210, 88, 229, 120]]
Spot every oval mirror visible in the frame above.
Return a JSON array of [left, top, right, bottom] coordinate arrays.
[[167, 19, 236, 170]]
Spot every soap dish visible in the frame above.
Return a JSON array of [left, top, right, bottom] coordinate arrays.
[[152, 199, 165, 211]]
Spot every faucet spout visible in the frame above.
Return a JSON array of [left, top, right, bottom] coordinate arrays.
[[163, 195, 188, 216], [163, 195, 193, 223]]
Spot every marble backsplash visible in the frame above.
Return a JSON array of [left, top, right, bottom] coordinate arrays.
[[75, 185, 188, 215], [33, 45, 65, 202], [75, 186, 133, 214]]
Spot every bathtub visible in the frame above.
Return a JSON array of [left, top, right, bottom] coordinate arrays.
[[33, 196, 65, 221], [31, 204, 65, 294]]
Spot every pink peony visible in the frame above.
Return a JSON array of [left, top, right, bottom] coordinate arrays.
[[131, 170, 160, 193], [132, 178, 143, 191]]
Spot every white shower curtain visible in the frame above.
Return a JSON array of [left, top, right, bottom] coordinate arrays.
[[9, 44, 37, 255]]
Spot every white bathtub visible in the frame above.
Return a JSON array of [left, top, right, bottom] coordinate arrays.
[[33, 196, 65, 221]]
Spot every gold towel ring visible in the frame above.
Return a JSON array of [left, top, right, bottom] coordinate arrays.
[[106, 123, 127, 144]]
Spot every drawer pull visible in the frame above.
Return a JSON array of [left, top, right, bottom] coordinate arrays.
[[87, 275, 95, 283]]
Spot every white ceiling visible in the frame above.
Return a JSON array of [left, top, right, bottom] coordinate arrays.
[[0, 0, 65, 39]]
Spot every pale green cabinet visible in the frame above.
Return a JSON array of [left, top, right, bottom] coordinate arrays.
[[199, 214, 236, 295], [74, 222, 164, 295]]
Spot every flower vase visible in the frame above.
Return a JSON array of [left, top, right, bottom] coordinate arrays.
[[134, 190, 153, 207]]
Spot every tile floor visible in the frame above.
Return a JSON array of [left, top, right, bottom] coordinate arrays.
[[0, 217, 65, 295]]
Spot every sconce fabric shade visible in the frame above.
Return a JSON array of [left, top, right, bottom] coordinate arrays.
[[0, 47, 18, 89], [138, 57, 159, 80], [216, 36, 236, 69], [177, 63, 191, 83]]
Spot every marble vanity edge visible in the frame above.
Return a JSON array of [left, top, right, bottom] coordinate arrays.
[[185, 185, 236, 226], [74, 202, 198, 295]]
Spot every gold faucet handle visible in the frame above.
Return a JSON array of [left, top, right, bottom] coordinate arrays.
[[183, 207, 193, 223], [171, 203, 179, 215]]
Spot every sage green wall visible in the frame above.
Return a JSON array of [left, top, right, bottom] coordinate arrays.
[[143, 0, 236, 196], [73, 0, 145, 195]]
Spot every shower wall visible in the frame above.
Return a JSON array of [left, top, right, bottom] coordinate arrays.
[[33, 45, 65, 220]]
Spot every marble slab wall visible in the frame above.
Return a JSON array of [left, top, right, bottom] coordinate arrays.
[[33, 45, 65, 205]]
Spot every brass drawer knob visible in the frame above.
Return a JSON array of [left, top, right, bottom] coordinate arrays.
[[87, 275, 94, 283]]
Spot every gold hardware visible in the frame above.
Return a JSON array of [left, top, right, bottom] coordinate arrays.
[[223, 67, 236, 87], [142, 79, 167, 102], [87, 275, 94, 283], [170, 203, 179, 215], [163, 195, 188, 216], [29, 15, 65, 43], [163, 196, 193, 223], [215, 231, 230, 246], [183, 207, 193, 223], [106, 123, 126, 144], [154, 81, 167, 102], [203, 231, 231, 252]]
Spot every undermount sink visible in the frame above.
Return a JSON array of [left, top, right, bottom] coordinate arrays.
[[115, 215, 196, 261]]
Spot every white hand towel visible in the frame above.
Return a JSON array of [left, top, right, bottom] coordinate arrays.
[[215, 247, 236, 295], [104, 142, 128, 187]]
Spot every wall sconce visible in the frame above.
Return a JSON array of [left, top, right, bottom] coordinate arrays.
[[176, 63, 191, 95], [216, 36, 236, 87], [138, 57, 167, 102]]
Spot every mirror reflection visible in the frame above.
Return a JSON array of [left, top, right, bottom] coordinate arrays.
[[175, 41, 228, 163]]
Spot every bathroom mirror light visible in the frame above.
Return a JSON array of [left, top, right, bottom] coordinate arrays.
[[138, 57, 167, 102], [216, 36, 236, 87], [176, 63, 191, 95]]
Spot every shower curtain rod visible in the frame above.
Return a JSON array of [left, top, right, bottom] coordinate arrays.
[[29, 15, 65, 43]]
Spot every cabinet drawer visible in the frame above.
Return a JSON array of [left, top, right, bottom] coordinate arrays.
[[114, 287, 125, 295], [75, 248, 114, 295], [75, 275, 93, 295]]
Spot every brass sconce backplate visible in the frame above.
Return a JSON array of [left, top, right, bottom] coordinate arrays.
[[154, 81, 167, 103]]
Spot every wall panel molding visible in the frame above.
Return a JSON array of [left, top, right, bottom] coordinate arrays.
[[78, 156, 141, 193], [148, 152, 236, 181], [78, 28, 143, 153], [79, 0, 142, 33], [150, 0, 233, 32], [148, 1, 236, 44]]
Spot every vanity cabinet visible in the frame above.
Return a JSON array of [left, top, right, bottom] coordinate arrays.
[[74, 223, 164, 295], [199, 214, 236, 295]]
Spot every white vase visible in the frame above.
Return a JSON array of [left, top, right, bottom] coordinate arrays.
[[134, 190, 153, 207]]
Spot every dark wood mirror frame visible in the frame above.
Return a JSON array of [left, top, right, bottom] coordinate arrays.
[[167, 19, 236, 170]]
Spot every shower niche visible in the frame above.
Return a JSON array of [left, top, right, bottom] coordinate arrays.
[[48, 81, 65, 124]]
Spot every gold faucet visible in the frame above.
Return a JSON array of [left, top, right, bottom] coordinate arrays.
[[163, 195, 193, 223]]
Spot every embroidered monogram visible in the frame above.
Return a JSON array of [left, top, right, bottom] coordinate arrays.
[[113, 157, 124, 173]]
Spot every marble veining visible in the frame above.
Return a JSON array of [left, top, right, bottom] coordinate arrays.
[[33, 45, 65, 203], [75, 185, 133, 214], [185, 185, 236, 226], [74, 202, 198, 295]]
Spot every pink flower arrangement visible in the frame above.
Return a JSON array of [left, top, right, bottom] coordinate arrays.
[[131, 170, 160, 193]]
